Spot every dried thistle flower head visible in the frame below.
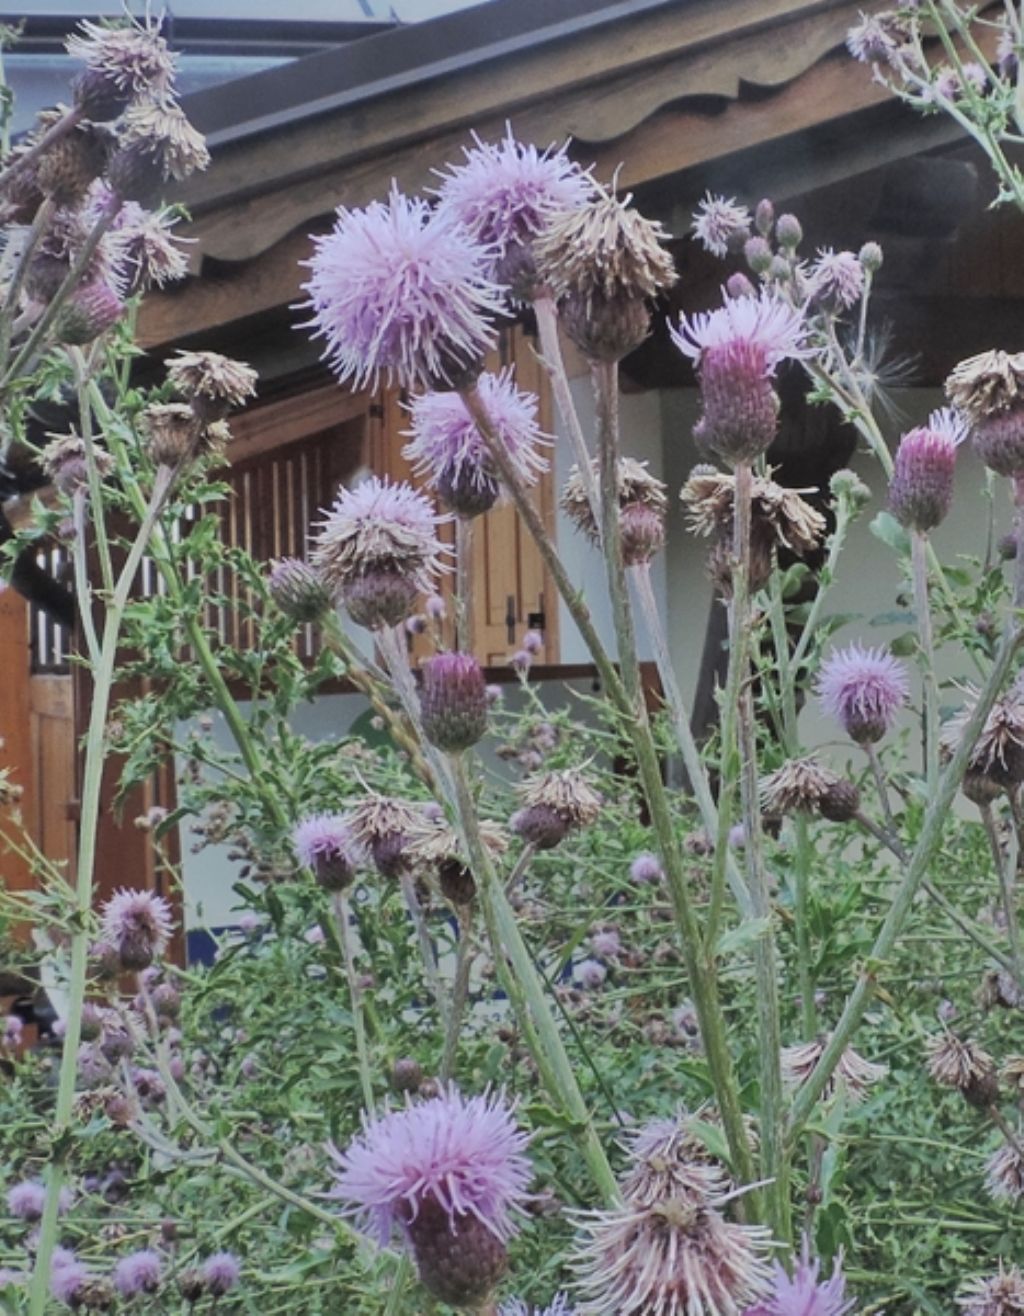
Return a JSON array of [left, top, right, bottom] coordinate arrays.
[[959, 1264, 1024, 1315], [1001, 1056, 1024, 1094], [780, 1033, 887, 1104], [311, 477, 451, 629], [34, 113, 110, 205], [108, 99, 210, 202], [40, 433, 113, 494], [680, 467, 824, 556], [166, 350, 257, 421], [519, 769, 602, 827], [142, 402, 203, 467], [947, 350, 1024, 477], [942, 686, 1024, 795], [986, 1139, 1024, 1205], [561, 457, 668, 564], [346, 794, 422, 878], [110, 201, 191, 292], [534, 185, 676, 361], [570, 1191, 773, 1316], [925, 1032, 999, 1107], [66, 15, 177, 118], [760, 757, 842, 818], [619, 1117, 731, 1207]]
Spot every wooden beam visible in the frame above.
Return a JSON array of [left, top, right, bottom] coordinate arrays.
[[0, 591, 36, 899]]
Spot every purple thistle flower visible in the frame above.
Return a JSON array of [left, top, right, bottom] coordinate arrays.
[[3, 1013, 23, 1045], [691, 193, 752, 258], [328, 1089, 530, 1304], [49, 1251, 88, 1307], [311, 476, 451, 629], [434, 128, 592, 299], [7, 1180, 72, 1222], [591, 928, 622, 958], [809, 249, 865, 311], [201, 1252, 241, 1297], [671, 290, 810, 374], [403, 369, 549, 518], [292, 814, 359, 891], [817, 643, 909, 744], [100, 887, 174, 970], [630, 852, 663, 884], [576, 958, 608, 989], [744, 1238, 854, 1316], [889, 409, 966, 533], [302, 184, 503, 391], [66, 15, 176, 117], [419, 652, 489, 753], [114, 1249, 162, 1297]]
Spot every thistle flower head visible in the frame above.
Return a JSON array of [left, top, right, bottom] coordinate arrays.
[[571, 1193, 773, 1316], [691, 193, 752, 258], [808, 248, 865, 311], [404, 810, 507, 868], [744, 1237, 854, 1316], [311, 477, 451, 627], [166, 350, 257, 417], [816, 643, 909, 744], [109, 201, 191, 291], [419, 652, 489, 753], [434, 129, 592, 297], [671, 290, 810, 374], [846, 10, 911, 63], [946, 350, 1024, 421], [39, 432, 112, 494], [267, 557, 331, 624], [328, 1089, 531, 1306], [760, 757, 843, 817], [50, 1251, 89, 1307], [630, 852, 663, 883], [303, 185, 502, 391], [780, 1034, 887, 1104], [558, 457, 671, 560], [986, 1140, 1024, 1204], [292, 814, 360, 891], [681, 467, 826, 556], [201, 1253, 241, 1297], [925, 1032, 998, 1106], [959, 1264, 1024, 1315], [620, 1116, 732, 1206], [403, 369, 549, 517], [100, 887, 173, 970], [346, 793, 422, 877], [66, 15, 177, 105], [519, 769, 602, 828], [113, 98, 210, 189], [941, 686, 1024, 793], [889, 409, 965, 532], [501, 1296, 577, 1316], [113, 1250, 162, 1298]]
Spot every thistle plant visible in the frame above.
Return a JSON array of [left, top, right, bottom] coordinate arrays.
[[7, 24, 1024, 1316]]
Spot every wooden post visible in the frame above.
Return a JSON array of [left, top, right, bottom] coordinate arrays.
[[0, 589, 36, 898]]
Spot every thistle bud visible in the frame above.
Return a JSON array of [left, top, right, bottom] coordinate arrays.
[[776, 213, 803, 249], [510, 804, 571, 850], [744, 235, 773, 274], [419, 653, 488, 753], [724, 272, 756, 300], [391, 1057, 423, 1093], [54, 281, 124, 345], [888, 421, 960, 533], [267, 558, 331, 624], [829, 467, 872, 511], [859, 241, 884, 273], [438, 856, 477, 904], [754, 198, 775, 236]]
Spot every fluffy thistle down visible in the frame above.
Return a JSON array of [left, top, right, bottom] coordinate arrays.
[[303, 185, 503, 391], [99, 888, 173, 971], [941, 685, 1024, 800], [433, 128, 593, 299], [946, 350, 1024, 477], [691, 193, 752, 258], [671, 291, 810, 463], [816, 643, 909, 744], [681, 467, 826, 556], [533, 185, 676, 360], [959, 1264, 1024, 1315], [403, 369, 549, 517], [888, 408, 967, 533], [346, 794, 423, 878], [328, 1089, 532, 1307], [985, 1140, 1024, 1204], [292, 814, 360, 891], [925, 1033, 999, 1106], [780, 1034, 887, 1104], [744, 1237, 854, 1316], [311, 477, 451, 629]]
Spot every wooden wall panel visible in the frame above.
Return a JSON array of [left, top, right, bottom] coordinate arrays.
[[0, 590, 35, 896]]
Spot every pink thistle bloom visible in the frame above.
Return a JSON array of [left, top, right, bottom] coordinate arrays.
[[328, 1087, 532, 1246], [202, 1252, 241, 1296], [691, 193, 752, 258], [846, 11, 909, 64], [744, 1238, 854, 1316], [293, 814, 360, 891], [49, 1251, 88, 1307], [113, 1249, 162, 1297], [817, 643, 909, 744], [591, 929, 622, 958], [100, 887, 174, 971], [302, 184, 503, 391], [7, 1180, 72, 1222], [630, 852, 663, 884], [809, 248, 865, 311], [671, 290, 810, 374], [403, 369, 549, 518], [434, 128, 592, 296], [576, 958, 608, 989], [889, 410, 965, 533]]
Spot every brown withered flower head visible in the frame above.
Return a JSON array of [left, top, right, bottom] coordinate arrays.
[[346, 794, 422, 878], [780, 1033, 887, 1104], [941, 686, 1024, 800], [760, 756, 842, 818], [925, 1032, 999, 1107], [166, 350, 257, 421], [534, 185, 676, 361], [108, 99, 210, 202], [561, 456, 668, 565], [946, 349, 1024, 477], [40, 432, 113, 494], [985, 1139, 1024, 1205], [1001, 1056, 1024, 1095], [511, 767, 603, 850], [680, 466, 826, 556]]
